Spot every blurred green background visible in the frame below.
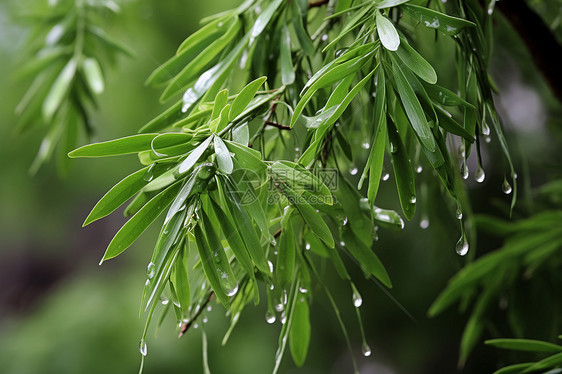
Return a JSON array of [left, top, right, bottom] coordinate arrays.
[[0, 1, 560, 373]]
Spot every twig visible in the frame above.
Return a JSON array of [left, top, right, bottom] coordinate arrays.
[[178, 292, 214, 338], [308, 0, 329, 9], [265, 121, 291, 130]]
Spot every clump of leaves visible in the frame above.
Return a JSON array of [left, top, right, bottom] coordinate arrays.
[[14, 0, 131, 174], [68, 0, 519, 371]]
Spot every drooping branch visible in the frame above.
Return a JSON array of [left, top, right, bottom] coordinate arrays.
[[497, 0, 562, 103]]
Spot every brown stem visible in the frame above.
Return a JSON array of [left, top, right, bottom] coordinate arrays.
[[497, 0, 562, 103], [265, 120, 291, 130], [178, 292, 214, 338], [308, 0, 329, 9]]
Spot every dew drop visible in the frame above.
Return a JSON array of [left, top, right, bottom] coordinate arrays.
[[160, 297, 169, 305], [455, 236, 469, 256], [481, 122, 491, 136], [268, 260, 274, 273], [455, 209, 463, 220], [146, 262, 156, 279], [502, 179, 512, 195], [381, 172, 390, 181], [207, 305, 212, 312], [339, 241, 346, 247], [458, 144, 466, 158], [274, 303, 284, 312], [299, 287, 308, 294], [305, 242, 311, 250], [352, 288, 362, 308], [280, 312, 287, 325], [362, 343, 372, 357], [362, 142, 370, 149], [321, 34, 328, 42], [350, 167, 358, 176], [343, 216, 348, 226], [416, 165, 423, 174], [193, 323, 198, 329], [475, 167, 486, 183], [420, 218, 430, 229], [266, 311, 276, 324], [409, 196, 417, 204], [390, 142, 398, 153], [139, 339, 147, 356], [484, 135, 491, 143], [226, 282, 239, 297], [461, 163, 469, 180]]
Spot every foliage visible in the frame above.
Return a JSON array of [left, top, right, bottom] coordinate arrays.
[[11, 0, 562, 373], [14, 0, 130, 174]]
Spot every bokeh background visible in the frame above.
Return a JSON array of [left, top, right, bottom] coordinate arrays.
[[1, 1, 561, 373]]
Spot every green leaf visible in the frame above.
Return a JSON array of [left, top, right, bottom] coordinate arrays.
[[170, 246, 191, 313], [69, 134, 159, 158], [229, 77, 267, 121], [435, 107, 475, 142], [341, 229, 392, 287], [81, 57, 104, 94], [391, 57, 436, 152], [279, 23, 295, 85], [251, 0, 283, 40], [101, 182, 181, 263], [289, 298, 311, 367], [42, 58, 77, 121], [491, 363, 534, 374], [402, 4, 476, 35], [277, 220, 296, 288], [193, 223, 231, 307], [279, 184, 334, 248], [214, 136, 234, 174], [387, 120, 416, 220], [524, 352, 562, 372], [178, 136, 212, 174], [290, 0, 314, 55], [211, 89, 229, 121], [200, 209, 238, 298], [373, 206, 405, 230], [395, 39, 437, 84], [224, 140, 267, 174], [83, 165, 167, 226], [270, 161, 333, 204], [424, 83, 474, 108], [376, 11, 400, 51], [485, 339, 562, 353]]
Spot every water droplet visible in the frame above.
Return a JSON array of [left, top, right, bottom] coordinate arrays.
[[484, 135, 491, 143], [193, 323, 198, 329], [343, 216, 348, 226], [502, 179, 512, 195], [160, 297, 169, 305], [390, 142, 398, 153], [410, 196, 417, 204], [461, 163, 469, 180], [362, 342, 372, 357], [458, 144, 466, 158], [352, 288, 362, 308], [139, 339, 147, 356], [321, 34, 328, 42], [274, 303, 284, 312], [455, 209, 463, 220], [266, 311, 276, 324], [144, 164, 155, 181], [268, 261, 274, 273], [202, 316, 208, 324], [475, 167, 486, 183], [299, 287, 308, 294], [481, 122, 491, 136], [455, 236, 469, 256], [487, 0, 495, 15], [207, 305, 212, 312], [420, 218, 430, 229], [226, 282, 239, 297], [362, 142, 370, 149], [146, 262, 156, 279], [416, 165, 423, 173], [381, 172, 390, 181], [217, 22, 224, 27], [280, 312, 287, 324], [339, 241, 346, 247], [350, 167, 358, 176]]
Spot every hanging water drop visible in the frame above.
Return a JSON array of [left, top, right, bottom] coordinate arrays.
[[390, 142, 398, 153], [381, 172, 390, 181], [502, 179, 512, 195], [144, 164, 155, 181], [455, 209, 463, 220], [207, 305, 212, 312], [339, 241, 346, 247], [352, 286, 362, 308], [226, 282, 239, 297], [410, 196, 417, 204], [305, 242, 311, 250], [461, 163, 469, 180], [420, 218, 430, 229], [457, 144, 466, 158], [321, 34, 328, 42], [350, 167, 358, 176], [475, 167, 486, 183], [484, 135, 491, 143], [455, 235, 469, 256], [268, 260, 274, 273], [362, 142, 370, 149], [139, 339, 148, 356], [299, 287, 308, 294], [266, 311, 276, 324], [481, 122, 491, 136], [146, 262, 156, 279], [343, 216, 348, 226], [416, 165, 423, 174], [280, 312, 287, 325], [362, 342, 372, 357]]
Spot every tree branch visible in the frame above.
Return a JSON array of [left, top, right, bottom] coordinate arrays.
[[308, 0, 329, 9], [497, 0, 562, 103], [265, 121, 291, 130]]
